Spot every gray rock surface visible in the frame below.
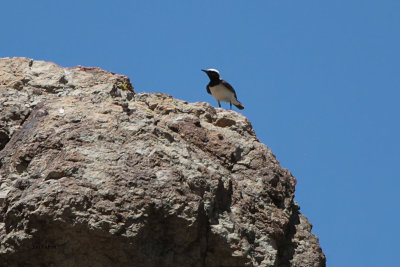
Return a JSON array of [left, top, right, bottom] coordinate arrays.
[[0, 57, 325, 266]]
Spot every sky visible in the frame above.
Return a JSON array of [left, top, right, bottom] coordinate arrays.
[[1, 1, 400, 266]]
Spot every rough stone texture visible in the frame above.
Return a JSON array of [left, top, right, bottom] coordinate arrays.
[[0, 57, 325, 267]]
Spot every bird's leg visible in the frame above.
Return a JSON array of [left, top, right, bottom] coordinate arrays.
[[230, 102, 232, 110], [218, 101, 221, 108]]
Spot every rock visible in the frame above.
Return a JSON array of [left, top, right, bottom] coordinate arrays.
[[0, 57, 325, 266]]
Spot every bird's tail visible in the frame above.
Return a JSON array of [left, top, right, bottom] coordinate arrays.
[[234, 103, 244, 110], [233, 99, 245, 110]]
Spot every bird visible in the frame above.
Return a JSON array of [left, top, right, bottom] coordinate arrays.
[[201, 69, 244, 110]]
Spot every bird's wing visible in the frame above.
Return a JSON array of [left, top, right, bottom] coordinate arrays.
[[206, 84, 211, 95], [221, 80, 238, 99]]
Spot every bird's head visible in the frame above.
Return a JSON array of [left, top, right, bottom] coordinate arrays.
[[202, 68, 220, 81]]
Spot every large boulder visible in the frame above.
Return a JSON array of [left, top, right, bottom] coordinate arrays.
[[0, 58, 325, 267]]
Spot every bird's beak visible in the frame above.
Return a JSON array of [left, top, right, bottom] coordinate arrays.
[[201, 69, 207, 73]]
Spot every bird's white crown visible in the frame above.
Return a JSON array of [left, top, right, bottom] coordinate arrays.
[[205, 69, 220, 75]]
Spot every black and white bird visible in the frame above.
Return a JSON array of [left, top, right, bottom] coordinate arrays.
[[202, 69, 244, 110]]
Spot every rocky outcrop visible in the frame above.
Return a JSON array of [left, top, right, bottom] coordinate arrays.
[[0, 57, 325, 266]]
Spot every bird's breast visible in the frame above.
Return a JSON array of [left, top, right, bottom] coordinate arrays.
[[209, 84, 235, 102]]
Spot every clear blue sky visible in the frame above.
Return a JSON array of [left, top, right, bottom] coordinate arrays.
[[2, 1, 399, 266]]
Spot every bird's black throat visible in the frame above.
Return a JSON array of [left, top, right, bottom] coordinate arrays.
[[208, 79, 221, 87]]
